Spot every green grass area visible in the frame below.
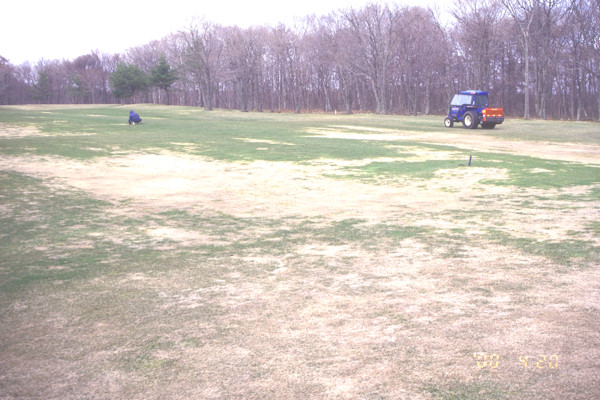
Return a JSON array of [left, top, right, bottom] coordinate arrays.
[[481, 118, 600, 144], [2, 105, 409, 161], [1, 105, 599, 399], [342, 152, 600, 188], [2, 105, 598, 188], [425, 381, 521, 400]]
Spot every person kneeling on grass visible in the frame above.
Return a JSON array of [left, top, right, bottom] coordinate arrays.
[[129, 110, 142, 125]]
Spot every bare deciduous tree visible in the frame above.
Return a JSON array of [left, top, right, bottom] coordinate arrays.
[[500, 0, 537, 119], [223, 26, 267, 112], [341, 3, 403, 114], [394, 7, 448, 115], [181, 19, 224, 110], [452, 0, 506, 90], [2, 2, 599, 120]]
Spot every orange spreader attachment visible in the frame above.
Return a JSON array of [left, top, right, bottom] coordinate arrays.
[[482, 108, 503, 122]]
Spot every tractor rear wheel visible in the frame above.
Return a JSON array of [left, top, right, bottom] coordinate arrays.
[[444, 117, 453, 128], [462, 111, 478, 129]]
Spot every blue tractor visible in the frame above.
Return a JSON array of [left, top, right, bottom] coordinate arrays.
[[444, 90, 504, 129]]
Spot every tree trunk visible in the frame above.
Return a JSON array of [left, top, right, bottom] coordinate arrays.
[[523, 40, 530, 119], [424, 75, 431, 115]]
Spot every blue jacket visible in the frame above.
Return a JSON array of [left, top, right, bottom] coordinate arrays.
[[129, 110, 142, 123]]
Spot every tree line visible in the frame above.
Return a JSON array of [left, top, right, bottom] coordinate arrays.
[[1, 0, 599, 120]]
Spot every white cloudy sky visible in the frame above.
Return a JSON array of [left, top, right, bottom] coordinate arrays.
[[2, 0, 449, 65]]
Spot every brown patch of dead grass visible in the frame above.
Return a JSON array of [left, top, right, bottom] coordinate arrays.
[[0, 152, 490, 221], [1, 124, 599, 399], [0, 123, 43, 138]]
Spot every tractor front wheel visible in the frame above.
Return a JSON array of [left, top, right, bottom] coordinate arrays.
[[444, 117, 453, 128], [462, 111, 478, 129]]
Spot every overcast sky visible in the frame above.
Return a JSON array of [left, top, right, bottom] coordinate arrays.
[[2, 0, 449, 65]]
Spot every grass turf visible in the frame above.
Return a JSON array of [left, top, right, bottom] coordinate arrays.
[[1, 105, 599, 399]]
